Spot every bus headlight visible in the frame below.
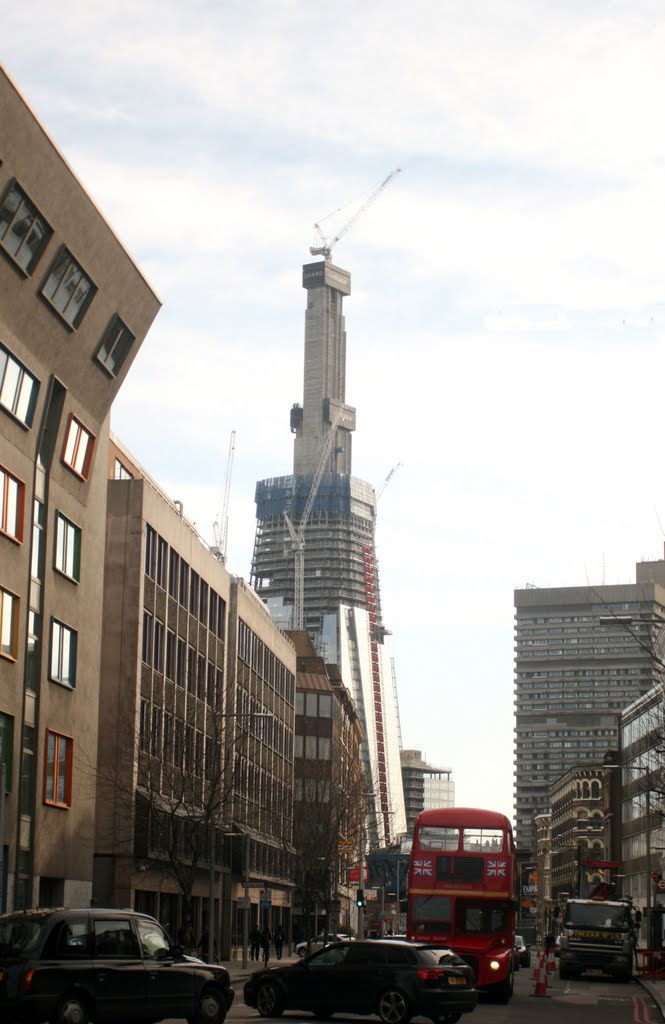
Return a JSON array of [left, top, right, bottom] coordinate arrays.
[[489, 960, 501, 971]]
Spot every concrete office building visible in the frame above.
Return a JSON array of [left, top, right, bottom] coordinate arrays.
[[514, 564, 665, 852], [96, 438, 297, 955], [0, 68, 160, 910], [400, 749, 454, 834], [250, 260, 406, 846]]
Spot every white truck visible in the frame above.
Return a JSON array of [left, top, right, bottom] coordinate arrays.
[[558, 898, 634, 981]]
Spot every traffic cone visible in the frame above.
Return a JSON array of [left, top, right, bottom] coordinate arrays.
[[531, 953, 551, 997], [531, 952, 543, 979], [546, 949, 556, 974]]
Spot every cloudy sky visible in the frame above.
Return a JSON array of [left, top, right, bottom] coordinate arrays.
[[5, 0, 665, 822]]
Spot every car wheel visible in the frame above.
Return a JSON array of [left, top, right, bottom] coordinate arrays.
[[377, 988, 411, 1024], [51, 995, 90, 1024], [186, 987, 227, 1024], [256, 981, 285, 1018]]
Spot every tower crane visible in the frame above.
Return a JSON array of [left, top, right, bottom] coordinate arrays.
[[212, 429, 236, 564], [310, 168, 402, 261], [376, 461, 402, 503], [284, 407, 344, 629]]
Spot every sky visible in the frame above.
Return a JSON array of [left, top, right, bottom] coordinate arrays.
[[5, 0, 665, 825]]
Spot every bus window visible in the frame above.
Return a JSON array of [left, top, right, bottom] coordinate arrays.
[[462, 828, 504, 852], [419, 826, 459, 851], [457, 903, 508, 934], [411, 895, 452, 935]]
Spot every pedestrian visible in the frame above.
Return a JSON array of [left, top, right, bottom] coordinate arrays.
[[250, 925, 261, 962], [274, 923, 285, 959], [261, 925, 272, 967]]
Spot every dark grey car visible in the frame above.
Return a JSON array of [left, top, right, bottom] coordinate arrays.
[[244, 939, 477, 1024], [0, 907, 234, 1024]]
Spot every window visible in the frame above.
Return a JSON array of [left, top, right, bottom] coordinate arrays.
[[0, 343, 39, 427], [0, 713, 13, 793], [44, 730, 73, 808], [189, 570, 199, 616], [0, 465, 24, 542], [54, 511, 81, 581], [156, 536, 167, 589], [168, 549, 179, 599], [95, 315, 135, 376], [153, 620, 164, 673], [49, 619, 77, 687], [0, 182, 52, 273], [145, 525, 156, 578], [142, 611, 153, 665], [41, 247, 96, 327], [114, 458, 132, 480], [199, 580, 208, 623], [0, 586, 18, 659], [166, 629, 176, 681], [62, 415, 95, 479], [151, 707, 162, 757], [139, 700, 150, 751]]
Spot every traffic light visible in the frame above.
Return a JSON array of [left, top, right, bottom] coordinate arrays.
[[356, 889, 365, 908]]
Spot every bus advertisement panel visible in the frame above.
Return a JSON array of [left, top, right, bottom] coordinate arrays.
[[407, 807, 517, 1002]]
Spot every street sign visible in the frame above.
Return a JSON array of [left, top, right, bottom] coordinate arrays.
[[237, 897, 250, 909], [260, 898, 272, 909], [656, 879, 665, 892]]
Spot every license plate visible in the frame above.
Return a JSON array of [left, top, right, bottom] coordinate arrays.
[[448, 977, 467, 986]]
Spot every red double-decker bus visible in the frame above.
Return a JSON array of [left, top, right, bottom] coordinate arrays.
[[407, 807, 517, 1002]]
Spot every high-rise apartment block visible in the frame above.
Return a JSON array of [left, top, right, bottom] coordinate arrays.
[[250, 260, 406, 845], [514, 566, 665, 851], [0, 67, 160, 910]]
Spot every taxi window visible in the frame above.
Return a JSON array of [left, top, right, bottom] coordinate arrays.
[[137, 918, 171, 958], [42, 917, 89, 958], [93, 919, 141, 958]]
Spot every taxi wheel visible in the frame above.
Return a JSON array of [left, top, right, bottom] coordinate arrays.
[[51, 994, 90, 1024], [256, 981, 285, 1018], [187, 988, 226, 1024], [377, 988, 412, 1024]]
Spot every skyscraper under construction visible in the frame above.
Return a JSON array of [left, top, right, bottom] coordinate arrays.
[[250, 258, 406, 846]]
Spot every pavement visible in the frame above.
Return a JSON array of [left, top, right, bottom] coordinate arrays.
[[213, 949, 301, 986]]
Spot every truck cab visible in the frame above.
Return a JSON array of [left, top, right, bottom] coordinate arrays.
[[558, 898, 634, 981]]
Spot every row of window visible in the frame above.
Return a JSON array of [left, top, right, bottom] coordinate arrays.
[[144, 525, 226, 640], [238, 618, 295, 701], [0, 715, 72, 808], [0, 180, 135, 374], [295, 691, 332, 718], [141, 609, 223, 704], [1, 585, 78, 686]]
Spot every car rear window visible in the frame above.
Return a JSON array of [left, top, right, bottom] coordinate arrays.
[[0, 915, 46, 955], [417, 947, 466, 967], [385, 945, 416, 965]]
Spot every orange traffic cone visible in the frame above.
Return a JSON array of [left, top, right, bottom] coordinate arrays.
[[531, 951, 543, 979], [546, 949, 556, 974], [531, 953, 551, 997]]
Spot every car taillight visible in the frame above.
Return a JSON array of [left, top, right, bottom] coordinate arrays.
[[23, 967, 34, 992], [416, 967, 444, 981]]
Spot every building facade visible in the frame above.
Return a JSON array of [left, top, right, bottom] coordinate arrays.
[[0, 68, 160, 911], [95, 439, 297, 956], [286, 630, 364, 938], [514, 572, 665, 851], [250, 260, 406, 846]]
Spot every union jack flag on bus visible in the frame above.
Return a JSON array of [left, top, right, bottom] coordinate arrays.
[[487, 860, 506, 877], [413, 858, 433, 876]]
